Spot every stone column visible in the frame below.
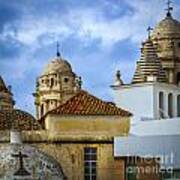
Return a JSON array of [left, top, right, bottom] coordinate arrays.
[[169, 69, 174, 84]]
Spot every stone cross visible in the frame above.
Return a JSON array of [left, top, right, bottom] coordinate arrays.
[[12, 151, 31, 176], [56, 41, 61, 57], [147, 26, 153, 39]]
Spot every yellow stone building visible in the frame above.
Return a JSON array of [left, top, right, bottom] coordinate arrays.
[[2, 3, 178, 179], [31, 52, 132, 179], [0, 50, 134, 180]]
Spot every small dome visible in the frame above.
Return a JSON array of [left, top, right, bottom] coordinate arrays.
[[0, 109, 42, 130], [0, 144, 66, 179], [152, 15, 180, 39], [0, 76, 9, 93], [42, 57, 72, 75]]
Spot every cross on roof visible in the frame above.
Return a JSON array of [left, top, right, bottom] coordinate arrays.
[[147, 26, 153, 39], [56, 41, 61, 57], [166, 0, 173, 17]]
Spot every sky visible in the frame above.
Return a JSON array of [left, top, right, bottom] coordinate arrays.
[[0, 0, 180, 115]]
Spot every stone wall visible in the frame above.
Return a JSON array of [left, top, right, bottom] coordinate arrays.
[[33, 142, 125, 180]]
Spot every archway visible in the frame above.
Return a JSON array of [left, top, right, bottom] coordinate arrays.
[[168, 93, 173, 118]]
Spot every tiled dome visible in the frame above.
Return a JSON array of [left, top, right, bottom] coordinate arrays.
[[0, 109, 42, 130]]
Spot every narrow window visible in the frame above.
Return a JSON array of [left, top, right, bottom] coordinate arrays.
[[50, 78, 54, 87], [40, 104, 44, 117], [159, 92, 164, 118], [177, 95, 180, 117], [177, 72, 180, 85], [168, 93, 173, 118], [84, 147, 97, 180], [178, 42, 180, 48]]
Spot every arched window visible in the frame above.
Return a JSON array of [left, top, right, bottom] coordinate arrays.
[[64, 77, 69, 83], [159, 92, 164, 118], [177, 72, 180, 85], [177, 95, 180, 117], [41, 104, 44, 117], [168, 93, 173, 118], [50, 78, 54, 87]]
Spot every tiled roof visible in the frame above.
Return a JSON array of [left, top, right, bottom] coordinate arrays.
[[47, 91, 132, 117], [0, 109, 43, 130]]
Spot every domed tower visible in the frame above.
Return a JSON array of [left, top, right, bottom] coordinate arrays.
[[0, 76, 14, 111], [151, 1, 180, 85], [33, 44, 82, 119]]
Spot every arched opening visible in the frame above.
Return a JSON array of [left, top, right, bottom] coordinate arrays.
[[177, 95, 180, 117], [41, 104, 44, 117], [50, 78, 54, 87], [168, 93, 173, 118], [159, 92, 164, 118], [177, 72, 180, 85]]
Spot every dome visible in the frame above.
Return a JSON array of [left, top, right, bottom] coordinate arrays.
[[42, 57, 72, 75], [152, 15, 180, 39], [0, 143, 66, 179], [0, 76, 9, 93], [0, 109, 42, 130]]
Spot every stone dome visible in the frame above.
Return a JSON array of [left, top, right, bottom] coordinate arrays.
[[42, 57, 72, 75], [0, 143, 66, 180], [152, 15, 180, 39], [0, 76, 9, 93]]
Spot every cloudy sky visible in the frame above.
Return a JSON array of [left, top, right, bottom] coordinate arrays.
[[0, 0, 180, 115]]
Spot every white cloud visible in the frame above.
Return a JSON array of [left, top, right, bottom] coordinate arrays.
[[2, 0, 175, 48], [1, 0, 180, 114]]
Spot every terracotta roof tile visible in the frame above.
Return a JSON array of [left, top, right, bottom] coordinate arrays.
[[48, 91, 132, 117]]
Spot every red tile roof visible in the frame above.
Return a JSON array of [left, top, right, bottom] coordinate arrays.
[[47, 91, 132, 117]]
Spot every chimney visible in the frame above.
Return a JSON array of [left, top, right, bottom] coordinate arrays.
[[10, 130, 22, 144]]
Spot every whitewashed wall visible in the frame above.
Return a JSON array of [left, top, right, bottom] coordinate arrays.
[[112, 83, 154, 124], [112, 82, 180, 125], [131, 117, 180, 136]]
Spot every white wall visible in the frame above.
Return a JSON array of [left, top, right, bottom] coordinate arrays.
[[154, 83, 180, 119], [131, 117, 180, 136], [112, 82, 180, 125], [112, 84, 154, 124]]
